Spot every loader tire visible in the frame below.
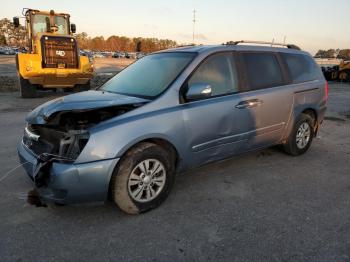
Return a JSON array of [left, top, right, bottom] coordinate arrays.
[[19, 76, 37, 98], [339, 70, 350, 82], [74, 80, 91, 92]]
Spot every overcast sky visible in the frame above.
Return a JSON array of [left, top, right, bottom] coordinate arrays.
[[1, 0, 349, 54]]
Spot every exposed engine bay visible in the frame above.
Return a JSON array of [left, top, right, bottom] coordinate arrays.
[[23, 105, 140, 161]]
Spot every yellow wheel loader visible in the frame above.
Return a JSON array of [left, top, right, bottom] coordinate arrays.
[[13, 9, 93, 98]]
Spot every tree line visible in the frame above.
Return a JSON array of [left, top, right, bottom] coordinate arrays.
[[0, 18, 26, 46], [0, 17, 178, 53], [2, 16, 350, 56], [315, 49, 350, 60], [76, 32, 178, 53]]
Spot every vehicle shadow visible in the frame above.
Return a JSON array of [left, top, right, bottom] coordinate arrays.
[[28, 146, 285, 222]]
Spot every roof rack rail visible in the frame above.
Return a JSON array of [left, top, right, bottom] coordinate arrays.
[[225, 40, 301, 50]]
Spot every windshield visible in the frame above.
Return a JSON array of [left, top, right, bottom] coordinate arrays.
[[32, 14, 69, 35], [101, 52, 196, 98]]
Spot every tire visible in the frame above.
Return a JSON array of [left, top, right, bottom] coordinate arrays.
[[19, 76, 37, 98], [74, 80, 91, 92], [110, 142, 175, 215], [283, 113, 315, 156], [63, 88, 74, 93], [339, 70, 350, 82]]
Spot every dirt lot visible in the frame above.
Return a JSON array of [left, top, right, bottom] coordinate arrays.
[[0, 75, 349, 260], [0, 55, 134, 91]]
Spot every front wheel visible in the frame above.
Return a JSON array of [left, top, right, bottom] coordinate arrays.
[[283, 113, 315, 156], [110, 142, 175, 214]]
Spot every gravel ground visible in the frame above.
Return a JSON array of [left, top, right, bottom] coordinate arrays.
[[0, 80, 349, 261]]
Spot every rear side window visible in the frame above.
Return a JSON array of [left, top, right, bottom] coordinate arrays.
[[282, 53, 321, 84], [241, 53, 284, 90]]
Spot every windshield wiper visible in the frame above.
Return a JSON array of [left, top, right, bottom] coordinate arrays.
[[99, 89, 153, 100]]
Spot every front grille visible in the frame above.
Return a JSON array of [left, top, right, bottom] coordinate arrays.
[[41, 36, 78, 69], [22, 125, 89, 160]]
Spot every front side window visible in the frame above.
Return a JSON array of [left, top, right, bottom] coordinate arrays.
[[32, 14, 50, 35], [282, 53, 322, 84], [54, 16, 69, 34], [102, 52, 196, 98], [242, 53, 284, 90], [188, 53, 238, 97]]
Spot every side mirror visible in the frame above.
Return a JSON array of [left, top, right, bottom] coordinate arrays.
[[13, 17, 20, 28], [186, 83, 212, 101], [71, 23, 76, 34]]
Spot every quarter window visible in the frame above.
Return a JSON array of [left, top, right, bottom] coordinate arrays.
[[282, 53, 321, 84], [242, 53, 284, 90], [188, 53, 238, 97]]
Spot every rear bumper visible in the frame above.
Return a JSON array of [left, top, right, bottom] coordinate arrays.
[[17, 141, 119, 204]]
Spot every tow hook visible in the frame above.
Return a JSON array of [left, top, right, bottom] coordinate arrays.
[[33, 156, 53, 188]]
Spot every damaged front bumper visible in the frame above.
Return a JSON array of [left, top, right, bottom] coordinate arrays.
[[17, 141, 119, 204]]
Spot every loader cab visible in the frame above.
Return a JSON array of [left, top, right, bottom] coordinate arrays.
[[31, 12, 70, 35], [14, 9, 76, 53]]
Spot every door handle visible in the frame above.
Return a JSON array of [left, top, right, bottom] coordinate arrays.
[[235, 99, 263, 109]]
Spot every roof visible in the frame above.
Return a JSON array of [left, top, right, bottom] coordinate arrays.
[[161, 44, 309, 56]]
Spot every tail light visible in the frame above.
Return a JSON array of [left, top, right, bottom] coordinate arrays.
[[325, 81, 329, 101]]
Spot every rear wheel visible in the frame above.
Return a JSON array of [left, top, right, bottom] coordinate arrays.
[[283, 113, 315, 156], [110, 142, 175, 215], [19, 76, 37, 98], [74, 80, 91, 92]]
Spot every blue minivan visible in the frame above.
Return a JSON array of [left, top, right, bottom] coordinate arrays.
[[18, 41, 327, 214]]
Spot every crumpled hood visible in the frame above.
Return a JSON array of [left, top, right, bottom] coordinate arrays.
[[26, 90, 149, 124]]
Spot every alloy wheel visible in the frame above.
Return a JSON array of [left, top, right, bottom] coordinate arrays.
[[296, 122, 311, 149], [127, 159, 166, 203]]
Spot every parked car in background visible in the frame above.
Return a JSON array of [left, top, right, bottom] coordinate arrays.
[[113, 52, 121, 58], [15, 47, 27, 54], [102, 51, 113, 58], [18, 42, 327, 215], [136, 52, 145, 59], [125, 52, 131, 59], [113, 51, 127, 58], [0, 46, 16, 55], [80, 50, 94, 62], [321, 65, 339, 81], [129, 52, 137, 59], [93, 52, 106, 58]]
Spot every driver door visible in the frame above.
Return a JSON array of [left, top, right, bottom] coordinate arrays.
[[181, 52, 257, 168]]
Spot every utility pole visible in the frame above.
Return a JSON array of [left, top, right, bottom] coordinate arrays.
[[192, 9, 196, 45]]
